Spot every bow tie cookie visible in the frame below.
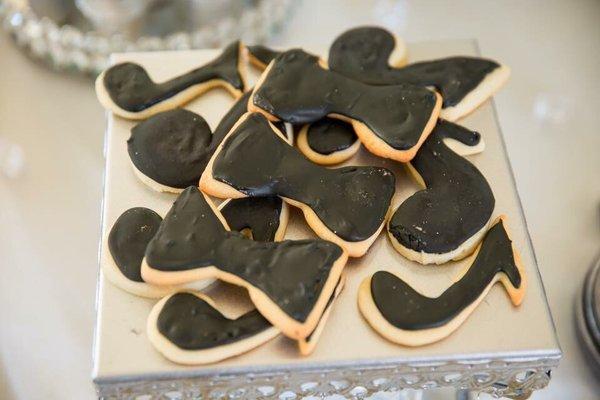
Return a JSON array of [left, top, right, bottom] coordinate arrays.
[[96, 41, 246, 120], [328, 26, 510, 121], [249, 49, 441, 162], [142, 186, 347, 339], [200, 112, 396, 257]]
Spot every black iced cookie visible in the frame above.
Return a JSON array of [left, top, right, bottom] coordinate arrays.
[[328, 26, 509, 121], [297, 118, 360, 165], [246, 45, 282, 70], [142, 186, 347, 339], [387, 120, 495, 265], [97, 41, 245, 119], [360, 217, 526, 346], [201, 112, 396, 257], [148, 291, 279, 364], [250, 49, 441, 162], [219, 197, 287, 242]]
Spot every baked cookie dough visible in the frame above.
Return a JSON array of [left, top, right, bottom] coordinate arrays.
[[297, 119, 360, 165], [249, 49, 441, 162], [360, 216, 526, 346], [297, 276, 345, 356], [128, 92, 292, 193], [147, 291, 279, 364], [142, 186, 348, 340], [96, 41, 246, 120], [246, 45, 282, 70], [200, 112, 396, 257], [387, 120, 494, 265], [328, 26, 510, 122]]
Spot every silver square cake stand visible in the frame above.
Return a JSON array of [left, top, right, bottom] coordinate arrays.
[[93, 40, 561, 399]]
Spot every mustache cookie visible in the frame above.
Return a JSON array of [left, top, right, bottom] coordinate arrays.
[[249, 49, 441, 162], [387, 120, 494, 265], [141, 186, 348, 339], [328, 26, 510, 121], [96, 41, 246, 120], [200, 112, 396, 257], [359, 216, 526, 346]]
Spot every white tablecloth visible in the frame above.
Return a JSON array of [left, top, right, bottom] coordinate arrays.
[[0, 1, 599, 398]]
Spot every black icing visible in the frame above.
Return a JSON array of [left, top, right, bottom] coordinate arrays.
[[145, 187, 344, 323], [220, 197, 284, 242], [103, 41, 244, 112], [388, 120, 494, 254], [211, 113, 395, 242], [108, 207, 162, 282], [247, 45, 281, 68], [372, 218, 522, 330], [252, 49, 438, 150], [306, 118, 358, 155], [157, 292, 272, 350], [128, 91, 251, 189], [328, 26, 501, 108]]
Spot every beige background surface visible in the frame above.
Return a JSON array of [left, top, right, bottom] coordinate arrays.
[[0, 0, 599, 399]]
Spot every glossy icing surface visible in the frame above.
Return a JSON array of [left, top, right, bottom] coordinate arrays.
[[220, 197, 284, 242], [212, 113, 395, 242], [157, 292, 272, 350], [252, 49, 438, 150], [372, 219, 521, 330], [306, 118, 358, 155], [145, 187, 344, 323], [388, 120, 494, 254], [103, 41, 244, 112], [328, 27, 500, 107]]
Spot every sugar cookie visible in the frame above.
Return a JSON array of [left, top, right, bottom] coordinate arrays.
[[359, 216, 526, 346], [200, 112, 396, 257], [387, 120, 494, 265], [328, 27, 510, 122], [297, 119, 360, 165], [249, 49, 441, 162], [96, 41, 246, 120], [147, 291, 279, 364], [142, 187, 348, 339], [218, 197, 289, 242]]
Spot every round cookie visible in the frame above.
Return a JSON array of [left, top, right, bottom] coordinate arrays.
[[95, 41, 246, 120], [200, 112, 396, 258], [360, 216, 527, 347], [218, 197, 289, 242], [387, 120, 494, 265], [147, 291, 279, 365], [296, 119, 361, 165]]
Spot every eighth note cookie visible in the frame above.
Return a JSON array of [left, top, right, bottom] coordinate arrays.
[[142, 186, 347, 340], [147, 291, 279, 365], [387, 120, 494, 265], [249, 49, 441, 162], [359, 216, 526, 346], [328, 26, 510, 121], [200, 112, 396, 257], [96, 41, 246, 120]]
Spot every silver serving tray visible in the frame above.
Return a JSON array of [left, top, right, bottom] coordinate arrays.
[[93, 40, 561, 399]]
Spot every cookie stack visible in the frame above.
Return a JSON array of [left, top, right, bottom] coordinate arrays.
[[96, 26, 526, 364]]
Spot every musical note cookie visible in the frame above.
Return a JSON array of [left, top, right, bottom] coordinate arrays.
[[359, 216, 526, 346]]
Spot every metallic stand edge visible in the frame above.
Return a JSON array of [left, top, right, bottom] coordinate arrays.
[[96, 355, 559, 399]]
